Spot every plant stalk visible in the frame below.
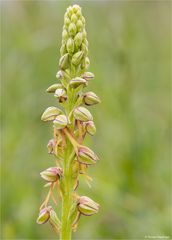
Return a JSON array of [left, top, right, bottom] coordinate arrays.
[[60, 109, 75, 239], [60, 143, 73, 240], [61, 187, 72, 240]]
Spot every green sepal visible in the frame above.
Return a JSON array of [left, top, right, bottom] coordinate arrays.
[[59, 53, 69, 70], [83, 91, 101, 106], [41, 107, 62, 121], [46, 83, 63, 93], [68, 23, 77, 37], [53, 114, 68, 130], [72, 51, 84, 65], [78, 145, 98, 165], [85, 121, 96, 135], [73, 106, 93, 122], [69, 77, 86, 89], [67, 38, 74, 54], [78, 196, 99, 216], [74, 32, 83, 47]]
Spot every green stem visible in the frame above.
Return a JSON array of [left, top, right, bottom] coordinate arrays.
[[60, 78, 77, 240], [60, 140, 73, 240], [61, 190, 72, 239]]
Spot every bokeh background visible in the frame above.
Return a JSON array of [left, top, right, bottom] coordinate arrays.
[[1, 0, 171, 239]]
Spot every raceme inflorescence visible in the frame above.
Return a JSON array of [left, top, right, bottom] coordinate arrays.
[[37, 5, 100, 239]]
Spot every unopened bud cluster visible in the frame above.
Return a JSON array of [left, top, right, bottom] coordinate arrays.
[[37, 5, 100, 238], [59, 4, 89, 71]]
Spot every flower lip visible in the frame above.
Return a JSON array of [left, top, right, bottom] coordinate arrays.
[[54, 89, 67, 103], [47, 139, 55, 154], [56, 70, 63, 79], [54, 88, 66, 97]]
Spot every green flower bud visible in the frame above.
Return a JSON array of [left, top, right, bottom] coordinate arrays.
[[73, 106, 93, 122], [46, 83, 63, 93], [64, 17, 70, 27], [67, 38, 74, 54], [85, 121, 96, 136], [85, 56, 90, 69], [41, 107, 62, 121], [81, 57, 90, 69], [53, 114, 68, 130], [69, 77, 86, 88], [37, 206, 52, 224], [81, 59, 86, 69], [81, 71, 95, 81], [76, 20, 83, 32], [54, 88, 67, 103], [68, 23, 77, 37], [71, 13, 77, 23], [62, 29, 68, 40], [64, 12, 68, 20], [78, 145, 98, 165], [61, 39, 66, 46], [81, 43, 88, 55], [82, 29, 87, 39], [76, 9, 82, 18], [78, 196, 99, 216], [74, 32, 82, 47], [83, 91, 100, 106], [59, 53, 69, 70], [47, 139, 55, 154], [40, 167, 63, 182], [60, 44, 67, 56], [68, 6, 73, 17], [73, 4, 80, 13], [83, 38, 88, 47], [81, 16, 85, 24], [71, 51, 84, 65]]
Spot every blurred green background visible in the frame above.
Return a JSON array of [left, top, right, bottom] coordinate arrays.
[[1, 0, 171, 239]]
